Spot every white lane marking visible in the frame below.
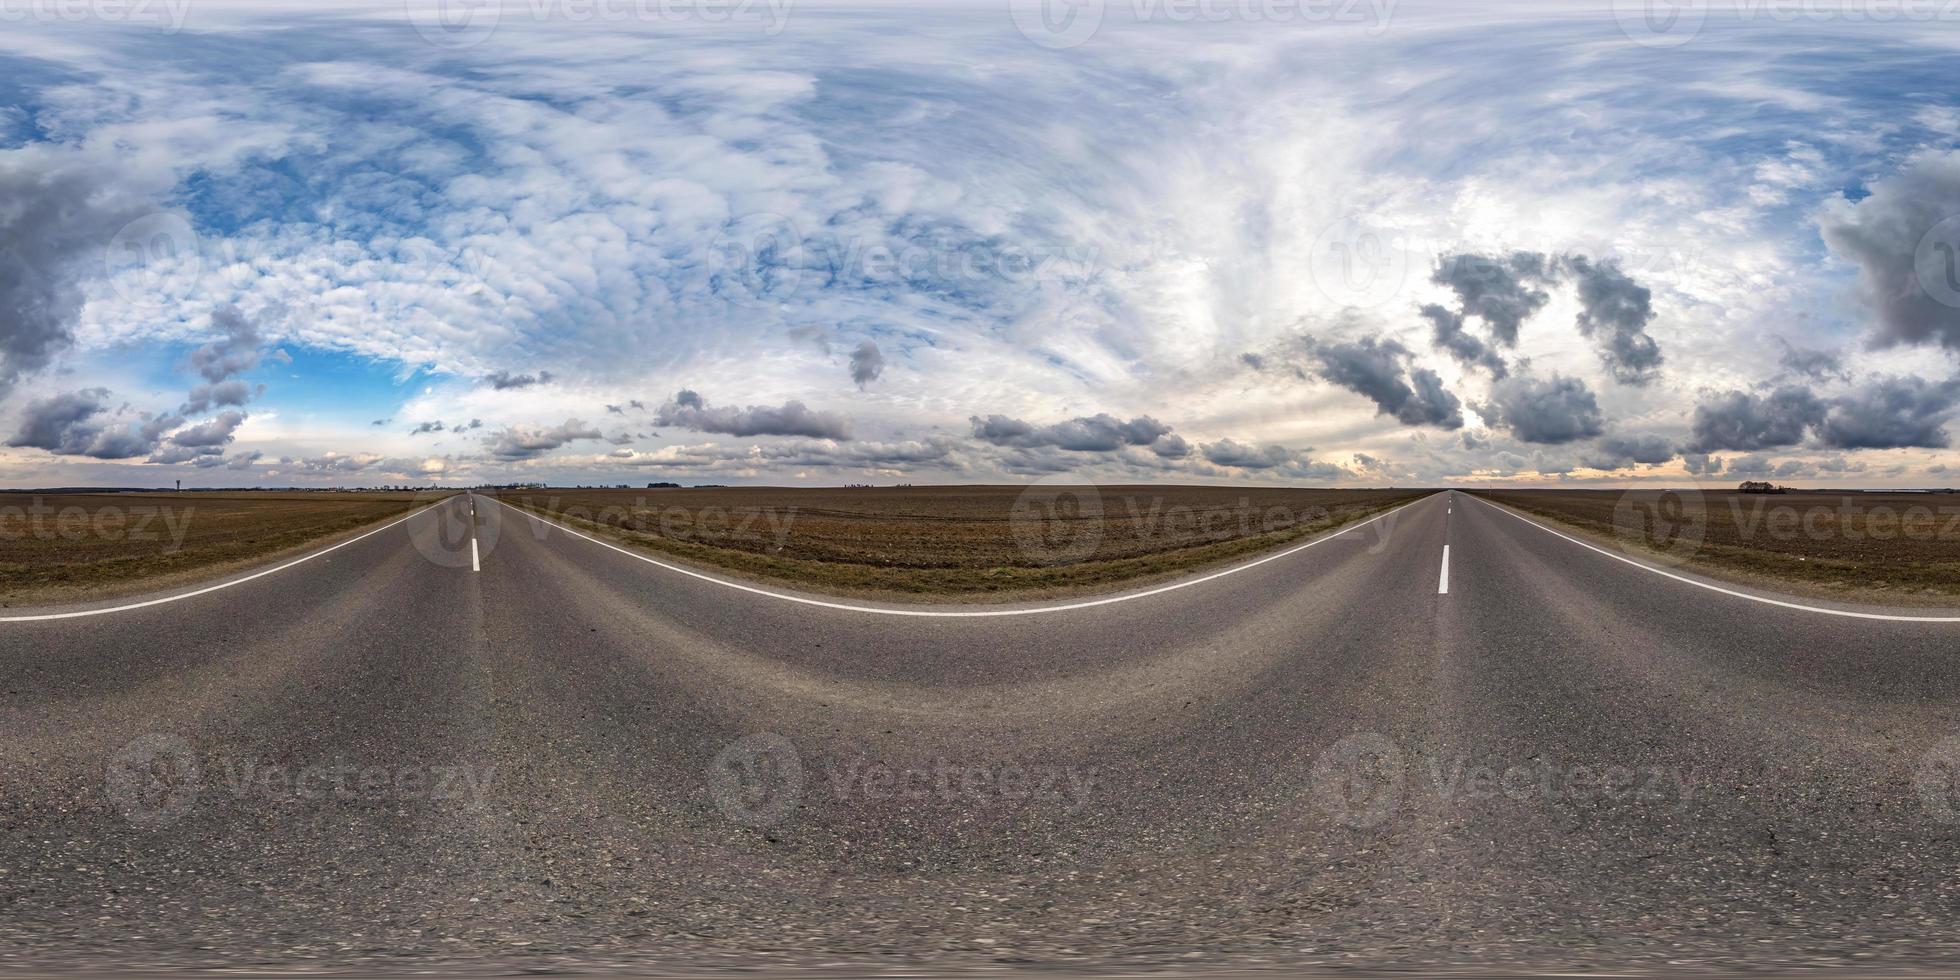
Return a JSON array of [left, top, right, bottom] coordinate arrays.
[[1438, 545, 1450, 595], [0, 501, 447, 623], [470, 536, 481, 573], [1472, 496, 1960, 623], [488, 493, 1435, 618]]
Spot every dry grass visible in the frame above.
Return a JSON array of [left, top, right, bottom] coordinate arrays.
[[1473, 488, 1960, 606], [492, 485, 1427, 601], [0, 491, 438, 607]]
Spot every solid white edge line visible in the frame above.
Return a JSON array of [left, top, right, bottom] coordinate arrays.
[[489, 492, 1434, 618], [1471, 495, 1960, 623], [0, 499, 451, 623], [1438, 544, 1450, 595]]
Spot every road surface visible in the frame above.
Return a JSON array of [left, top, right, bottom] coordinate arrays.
[[3, 489, 1958, 974]]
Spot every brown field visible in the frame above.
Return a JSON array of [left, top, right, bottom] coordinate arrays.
[[492, 485, 1427, 601], [1473, 488, 1960, 606], [0, 491, 438, 608]]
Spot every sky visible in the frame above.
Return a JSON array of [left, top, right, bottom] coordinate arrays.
[[1, 0, 1958, 488]]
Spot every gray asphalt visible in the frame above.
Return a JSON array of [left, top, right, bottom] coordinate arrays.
[[3, 488, 1959, 975]]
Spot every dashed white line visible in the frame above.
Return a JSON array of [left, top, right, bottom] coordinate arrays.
[[487, 493, 1434, 618], [0, 501, 447, 623], [1473, 495, 1960, 623], [470, 536, 481, 573], [1438, 545, 1450, 595]]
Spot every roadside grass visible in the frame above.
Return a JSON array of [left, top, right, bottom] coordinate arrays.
[[494, 485, 1428, 602], [1471, 489, 1960, 607], [0, 491, 438, 608]]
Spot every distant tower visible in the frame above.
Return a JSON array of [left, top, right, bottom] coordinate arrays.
[[175, 479, 181, 492]]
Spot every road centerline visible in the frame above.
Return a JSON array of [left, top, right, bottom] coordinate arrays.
[[1438, 544, 1450, 595]]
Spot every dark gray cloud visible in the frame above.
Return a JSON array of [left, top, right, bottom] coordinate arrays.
[[0, 151, 157, 396], [1817, 375, 1960, 449], [485, 369, 554, 390], [484, 418, 603, 460], [1152, 433, 1192, 459], [5, 388, 186, 460], [1564, 256, 1663, 386], [185, 379, 255, 414], [1682, 452, 1724, 476], [167, 410, 246, 448], [1580, 433, 1677, 470], [850, 340, 885, 389], [1239, 352, 1265, 371], [411, 420, 446, 435], [1431, 251, 1555, 345], [1818, 150, 1960, 351], [1775, 340, 1847, 381], [1199, 439, 1343, 479], [189, 306, 268, 384], [969, 412, 1175, 452], [7, 389, 124, 457], [1687, 385, 1826, 452], [1479, 373, 1605, 444], [1419, 303, 1508, 378], [656, 389, 852, 440], [1313, 338, 1464, 429]]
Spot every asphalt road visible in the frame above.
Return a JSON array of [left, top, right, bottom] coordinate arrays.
[[3, 489, 1959, 975]]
